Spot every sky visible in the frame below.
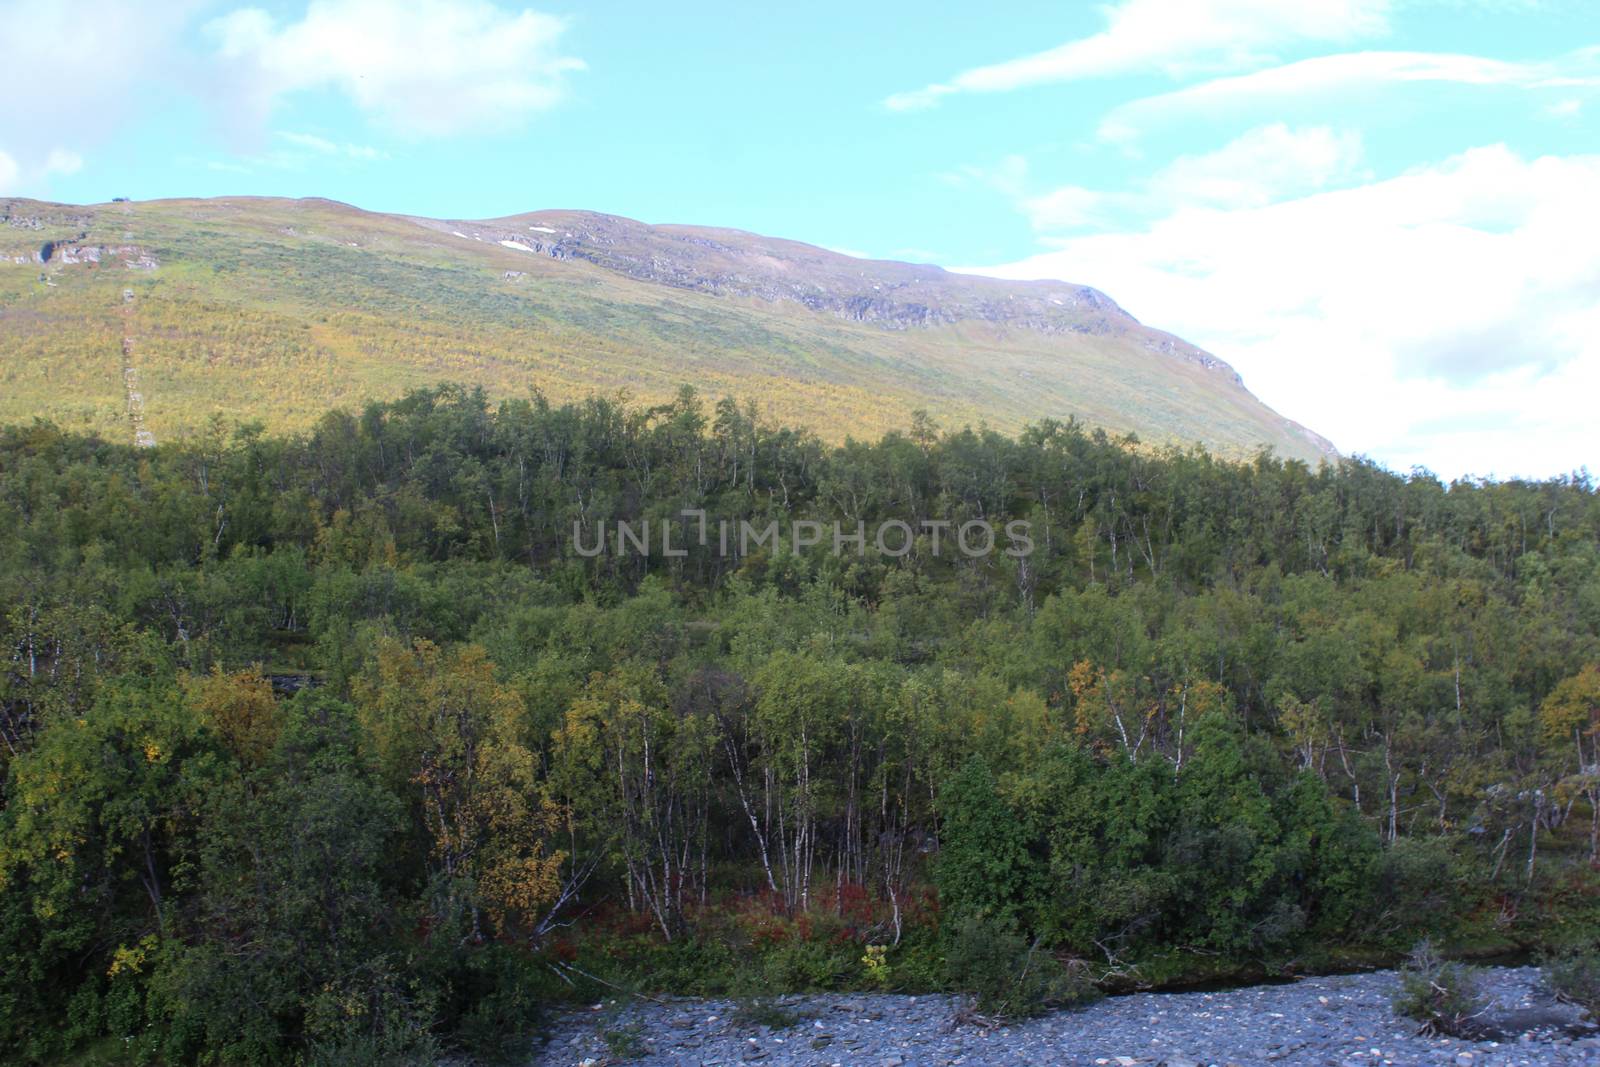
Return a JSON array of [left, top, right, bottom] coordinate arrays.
[[4, 0, 1598, 481]]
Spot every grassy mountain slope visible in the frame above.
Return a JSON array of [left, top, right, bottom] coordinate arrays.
[[0, 195, 1334, 461]]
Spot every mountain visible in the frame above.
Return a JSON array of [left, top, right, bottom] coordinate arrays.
[[0, 195, 1335, 461]]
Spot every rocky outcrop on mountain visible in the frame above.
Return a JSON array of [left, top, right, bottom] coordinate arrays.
[[1, 199, 97, 231], [2, 201, 156, 270], [415, 209, 1232, 375], [33, 242, 158, 270]]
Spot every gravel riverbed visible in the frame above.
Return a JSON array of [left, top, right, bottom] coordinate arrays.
[[530, 967, 1599, 1067]]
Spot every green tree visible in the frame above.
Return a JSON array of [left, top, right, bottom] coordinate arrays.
[[936, 756, 1040, 932]]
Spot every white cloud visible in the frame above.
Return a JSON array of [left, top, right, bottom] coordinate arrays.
[[1100, 49, 1600, 139], [278, 130, 388, 160], [951, 154, 1030, 199], [959, 146, 1600, 479], [944, 155, 1042, 224], [1023, 185, 1122, 230], [0, 0, 203, 193], [1003, 124, 1368, 230], [42, 150, 84, 178], [885, 0, 1392, 111], [0, 145, 90, 194], [1147, 124, 1365, 207], [207, 0, 585, 137], [279, 131, 340, 154], [195, 130, 391, 176]]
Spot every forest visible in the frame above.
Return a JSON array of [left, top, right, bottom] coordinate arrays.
[[1, 383, 1597, 1064]]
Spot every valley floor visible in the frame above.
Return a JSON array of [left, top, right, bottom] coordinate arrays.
[[531, 967, 1599, 1067]]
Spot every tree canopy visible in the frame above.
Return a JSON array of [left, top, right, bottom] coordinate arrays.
[[1, 384, 1597, 1063]]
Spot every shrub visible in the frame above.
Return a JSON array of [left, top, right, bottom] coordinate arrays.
[[300, 957, 442, 1067], [1393, 939, 1487, 1036], [596, 928, 740, 997], [757, 936, 856, 993], [936, 757, 1042, 932], [1544, 945, 1600, 1021], [873, 927, 945, 993], [731, 998, 804, 1030], [601, 1023, 648, 1061], [942, 914, 1097, 1019], [862, 944, 890, 986], [446, 945, 552, 1063], [1375, 838, 1466, 945]]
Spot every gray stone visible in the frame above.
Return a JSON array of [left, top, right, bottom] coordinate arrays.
[[528, 966, 1599, 1067]]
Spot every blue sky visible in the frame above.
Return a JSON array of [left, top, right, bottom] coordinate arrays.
[[5, 0, 1598, 479]]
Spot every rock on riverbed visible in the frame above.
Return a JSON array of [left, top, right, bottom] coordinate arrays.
[[530, 967, 1599, 1066]]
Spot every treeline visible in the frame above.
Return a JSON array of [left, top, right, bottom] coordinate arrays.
[[1, 384, 1597, 1063]]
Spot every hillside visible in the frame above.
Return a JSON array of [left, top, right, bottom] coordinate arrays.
[[0, 195, 1334, 461]]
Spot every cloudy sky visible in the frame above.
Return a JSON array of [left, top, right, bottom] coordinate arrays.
[[4, 0, 1597, 480]]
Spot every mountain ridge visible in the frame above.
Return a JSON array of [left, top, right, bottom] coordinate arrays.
[[415, 207, 1246, 375]]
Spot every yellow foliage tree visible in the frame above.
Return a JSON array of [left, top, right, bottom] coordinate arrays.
[[1540, 664, 1600, 861], [183, 665, 279, 766], [1069, 660, 1152, 761], [355, 639, 566, 936]]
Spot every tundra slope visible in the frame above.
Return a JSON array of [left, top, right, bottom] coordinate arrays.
[[1, 196, 1334, 462]]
